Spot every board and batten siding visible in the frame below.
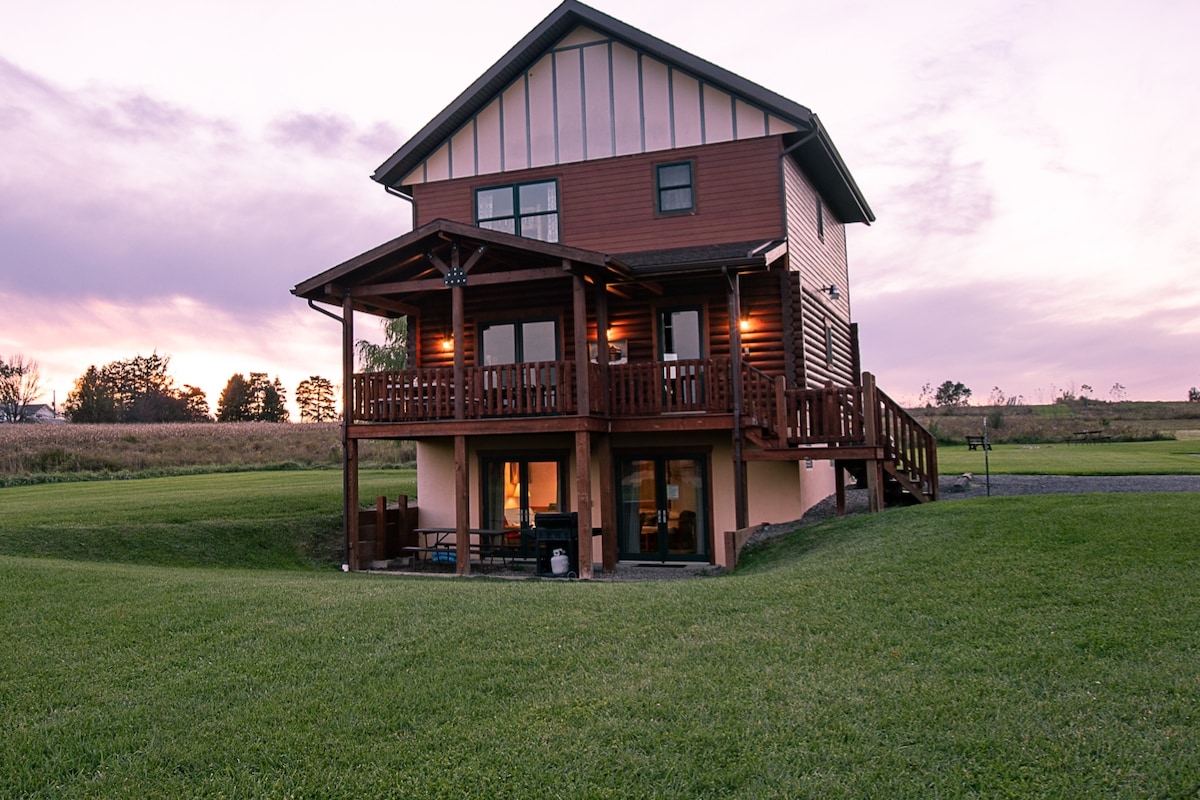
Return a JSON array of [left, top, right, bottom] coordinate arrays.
[[401, 25, 801, 189], [414, 137, 785, 254]]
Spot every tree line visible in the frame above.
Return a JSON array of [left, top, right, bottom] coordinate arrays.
[[0, 352, 338, 423]]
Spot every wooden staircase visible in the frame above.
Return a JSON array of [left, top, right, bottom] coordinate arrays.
[[741, 369, 939, 512]]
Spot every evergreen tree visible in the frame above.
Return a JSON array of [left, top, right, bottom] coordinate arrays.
[[217, 374, 253, 421], [296, 376, 337, 422], [65, 366, 121, 423]]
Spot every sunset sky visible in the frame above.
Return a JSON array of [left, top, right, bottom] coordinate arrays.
[[3, 0, 1197, 417]]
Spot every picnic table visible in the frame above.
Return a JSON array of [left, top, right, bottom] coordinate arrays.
[[405, 528, 510, 570], [1069, 430, 1112, 444]]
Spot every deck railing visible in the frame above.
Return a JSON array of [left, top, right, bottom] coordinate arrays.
[[353, 358, 729, 422], [352, 363, 935, 498], [353, 361, 575, 422], [782, 384, 867, 446]]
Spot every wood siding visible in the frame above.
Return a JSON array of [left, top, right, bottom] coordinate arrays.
[[783, 154, 849, 317], [399, 26, 800, 189], [788, 271, 855, 388], [413, 137, 785, 254]]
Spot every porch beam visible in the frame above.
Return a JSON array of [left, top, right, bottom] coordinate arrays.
[[356, 266, 571, 297]]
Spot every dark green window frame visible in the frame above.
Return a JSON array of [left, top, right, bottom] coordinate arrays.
[[475, 180, 559, 243], [656, 161, 694, 214]]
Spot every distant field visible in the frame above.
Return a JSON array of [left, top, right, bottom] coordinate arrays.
[[911, 400, 1200, 445], [0, 422, 412, 485], [937, 438, 1200, 476]]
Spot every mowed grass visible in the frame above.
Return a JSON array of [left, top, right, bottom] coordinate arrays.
[[0, 470, 413, 568], [938, 438, 1200, 476], [2, 492, 1198, 798]]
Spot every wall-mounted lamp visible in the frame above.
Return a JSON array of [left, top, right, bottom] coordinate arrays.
[[739, 317, 752, 333], [440, 336, 454, 352], [819, 284, 841, 301]]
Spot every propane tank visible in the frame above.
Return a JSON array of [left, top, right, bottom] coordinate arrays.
[[550, 548, 569, 576]]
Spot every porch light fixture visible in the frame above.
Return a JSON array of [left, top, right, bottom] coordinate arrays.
[[739, 318, 752, 333], [819, 284, 841, 301], [441, 336, 454, 352]]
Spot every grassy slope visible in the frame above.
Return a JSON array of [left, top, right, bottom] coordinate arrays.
[[0, 471, 413, 568], [2, 494, 1198, 798]]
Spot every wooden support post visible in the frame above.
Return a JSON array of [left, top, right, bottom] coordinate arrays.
[[452, 284, 464, 421], [342, 291, 358, 570], [575, 430, 593, 580], [598, 433, 616, 573], [594, 278, 610, 416], [572, 271, 590, 416], [375, 495, 387, 562], [346, 439, 360, 570], [774, 375, 788, 443], [835, 466, 846, 517], [454, 435, 470, 575], [861, 371, 883, 512]]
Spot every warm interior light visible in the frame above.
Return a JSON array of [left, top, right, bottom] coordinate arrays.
[[441, 337, 453, 351], [606, 328, 616, 340], [739, 318, 751, 333]]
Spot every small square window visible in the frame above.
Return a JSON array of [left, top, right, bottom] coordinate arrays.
[[656, 161, 694, 213]]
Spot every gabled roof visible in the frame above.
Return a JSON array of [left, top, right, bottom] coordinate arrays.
[[372, 0, 873, 224]]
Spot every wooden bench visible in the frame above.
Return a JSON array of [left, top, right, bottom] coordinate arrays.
[[1070, 430, 1112, 444], [965, 435, 991, 451]]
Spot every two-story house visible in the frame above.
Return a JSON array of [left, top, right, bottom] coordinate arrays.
[[292, 0, 937, 576]]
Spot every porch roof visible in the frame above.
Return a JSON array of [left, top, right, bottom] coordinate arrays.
[[291, 218, 631, 316], [615, 239, 788, 275]]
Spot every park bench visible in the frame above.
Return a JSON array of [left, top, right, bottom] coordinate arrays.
[[1069, 430, 1112, 444], [965, 435, 991, 451]]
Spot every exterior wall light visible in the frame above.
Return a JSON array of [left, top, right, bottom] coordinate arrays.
[[819, 284, 841, 301]]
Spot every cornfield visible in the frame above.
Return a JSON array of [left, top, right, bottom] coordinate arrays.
[[0, 422, 412, 482]]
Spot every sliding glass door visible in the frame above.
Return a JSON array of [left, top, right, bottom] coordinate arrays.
[[483, 455, 566, 552], [617, 454, 708, 561]]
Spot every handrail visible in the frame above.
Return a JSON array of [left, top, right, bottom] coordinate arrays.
[[873, 383, 939, 500]]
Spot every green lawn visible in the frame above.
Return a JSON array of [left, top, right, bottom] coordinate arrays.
[[2, 488, 1198, 798], [937, 438, 1200, 476]]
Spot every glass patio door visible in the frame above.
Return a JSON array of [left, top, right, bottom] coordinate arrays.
[[617, 455, 708, 561], [483, 456, 565, 552]]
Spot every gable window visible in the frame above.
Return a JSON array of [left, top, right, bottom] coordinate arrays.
[[816, 194, 825, 242], [656, 161, 694, 213], [476, 180, 559, 243]]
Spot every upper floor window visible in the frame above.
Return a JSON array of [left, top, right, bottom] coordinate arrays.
[[816, 194, 825, 243], [480, 319, 558, 366], [656, 161, 694, 213], [476, 180, 559, 243]]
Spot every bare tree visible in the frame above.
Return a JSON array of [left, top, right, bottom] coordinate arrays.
[[0, 354, 44, 422]]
